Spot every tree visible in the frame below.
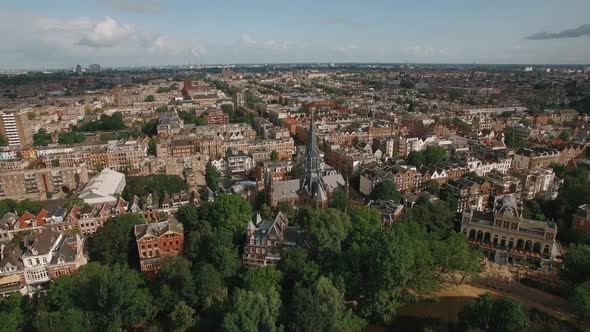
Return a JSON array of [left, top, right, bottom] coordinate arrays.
[[433, 232, 482, 283], [307, 208, 352, 254], [194, 263, 228, 310], [156, 257, 198, 311], [0, 293, 25, 331], [169, 301, 197, 332], [76, 263, 154, 329], [370, 179, 401, 202], [0, 134, 7, 146], [58, 132, 86, 144], [33, 128, 52, 145], [260, 203, 273, 220], [34, 308, 87, 332], [330, 189, 352, 212], [458, 294, 527, 332], [410, 200, 456, 239], [0, 199, 17, 217], [575, 95, 590, 114], [124, 174, 188, 200], [407, 145, 448, 168], [65, 198, 84, 210], [88, 214, 144, 266], [144, 95, 156, 102], [458, 293, 494, 331], [561, 245, 590, 287], [423, 180, 441, 195], [489, 297, 528, 332], [361, 219, 437, 322], [16, 199, 42, 215], [278, 248, 319, 290], [571, 283, 590, 321], [222, 288, 283, 332], [270, 150, 279, 162], [142, 119, 159, 137], [207, 228, 242, 278], [201, 194, 253, 238], [276, 201, 296, 222], [242, 266, 282, 295], [559, 130, 571, 141], [288, 277, 365, 332], [205, 161, 220, 191]]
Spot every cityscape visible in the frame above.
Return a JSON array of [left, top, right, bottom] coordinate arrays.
[[1, 1, 590, 332]]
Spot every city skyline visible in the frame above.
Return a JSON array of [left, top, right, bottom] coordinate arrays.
[[1, 0, 590, 69]]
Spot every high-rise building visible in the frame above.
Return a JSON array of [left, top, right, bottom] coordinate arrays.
[[0, 108, 33, 147], [233, 92, 244, 110], [88, 64, 101, 73], [75, 64, 82, 74]]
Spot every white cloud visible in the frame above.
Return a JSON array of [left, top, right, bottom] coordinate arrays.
[[79, 16, 135, 48], [237, 34, 294, 51], [401, 45, 449, 57]]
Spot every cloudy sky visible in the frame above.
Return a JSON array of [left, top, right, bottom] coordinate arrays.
[[2, 0, 590, 69]]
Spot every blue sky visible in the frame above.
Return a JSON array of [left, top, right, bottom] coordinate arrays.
[[1, 0, 590, 69]]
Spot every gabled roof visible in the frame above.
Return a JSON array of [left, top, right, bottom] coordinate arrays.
[[134, 215, 183, 240]]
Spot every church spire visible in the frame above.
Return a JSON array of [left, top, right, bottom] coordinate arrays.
[[300, 110, 324, 193]]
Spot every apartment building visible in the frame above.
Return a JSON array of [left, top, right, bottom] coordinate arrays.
[[0, 163, 88, 200], [206, 109, 229, 125], [0, 108, 33, 148]]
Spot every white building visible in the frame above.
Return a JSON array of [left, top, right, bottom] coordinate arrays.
[[78, 168, 125, 205]]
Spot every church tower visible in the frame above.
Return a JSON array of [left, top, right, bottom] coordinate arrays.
[[299, 111, 328, 208]]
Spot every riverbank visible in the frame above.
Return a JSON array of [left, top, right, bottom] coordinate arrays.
[[364, 281, 587, 332]]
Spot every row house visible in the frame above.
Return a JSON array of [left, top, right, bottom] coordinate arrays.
[[193, 123, 256, 142], [360, 165, 422, 195], [444, 176, 492, 213], [465, 157, 512, 176], [513, 147, 561, 169], [106, 139, 148, 172], [169, 139, 196, 157], [325, 144, 378, 175], [134, 215, 184, 276], [509, 168, 561, 200], [0, 228, 87, 296], [254, 160, 294, 188]]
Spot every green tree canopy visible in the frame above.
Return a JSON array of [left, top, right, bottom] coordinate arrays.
[[144, 95, 156, 102], [370, 179, 401, 202], [205, 161, 220, 191], [330, 189, 352, 212], [45, 263, 154, 330], [570, 283, 590, 321], [33, 128, 53, 145], [288, 277, 365, 332], [410, 199, 456, 239], [169, 301, 197, 332], [124, 174, 188, 200], [306, 208, 352, 254], [88, 214, 144, 266], [58, 131, 86, 144], [458, 294, 528, 332], [222, 288, 283, 332], [561, 245, 590, 286]]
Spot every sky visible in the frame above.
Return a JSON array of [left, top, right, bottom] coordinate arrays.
[[1, 0, 590, 69]]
